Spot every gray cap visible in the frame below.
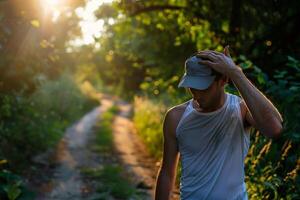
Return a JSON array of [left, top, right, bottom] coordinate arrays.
[[178, 55, 215, 90]]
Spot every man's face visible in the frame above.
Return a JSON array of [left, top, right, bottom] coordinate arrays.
[[189, 79, 224, 109]]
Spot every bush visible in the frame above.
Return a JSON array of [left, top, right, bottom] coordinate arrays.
[[0, 72, 99, 171], [133, 96, 166, 159], [0, 169, 35, 200], [240, 55, 300, 199]]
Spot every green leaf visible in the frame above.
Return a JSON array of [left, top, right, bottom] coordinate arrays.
[[263, 181, 278, 199], [3, 183, 22, 200], [257, 73, 265, 84]]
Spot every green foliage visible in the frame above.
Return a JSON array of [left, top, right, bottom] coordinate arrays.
[[0, 72, 98, 170], [96, 165, 136, 199], [30, 72, 97, 123], [242, 56, 300, 199], [0, 0, 93, 171], [92, 105, 119, 153], [93, 2, 197, 98], [133, 96, 166, 159], [81, 165, 136, 199], [0, 170, 22, 200], [92, 0, 300, 101], [0, 1, 83, 94], [0, 169, 35, 200]]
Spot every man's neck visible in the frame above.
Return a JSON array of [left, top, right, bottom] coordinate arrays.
[[193, 92, 226, 113]]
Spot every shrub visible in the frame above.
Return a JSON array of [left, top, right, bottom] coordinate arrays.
[[0, 72, 99, 171]]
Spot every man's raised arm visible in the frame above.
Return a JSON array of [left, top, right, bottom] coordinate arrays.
[[197, 47, 283, 139]]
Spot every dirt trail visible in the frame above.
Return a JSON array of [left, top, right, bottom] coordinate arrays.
[[33, 97, 113, 200], [30, 95, 174, 200], [112, 100, 158, 199], [112, 100, 180, 200]]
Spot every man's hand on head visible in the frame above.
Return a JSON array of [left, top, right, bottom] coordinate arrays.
[[196, 46, 242, 78]]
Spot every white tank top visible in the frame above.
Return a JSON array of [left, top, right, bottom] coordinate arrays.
[[176, 93, 250, 200]]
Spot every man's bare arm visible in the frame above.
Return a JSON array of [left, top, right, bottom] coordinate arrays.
[[197, 47, 283, 139], [155, 108, 180, 200], [231, 68, 283, 138]]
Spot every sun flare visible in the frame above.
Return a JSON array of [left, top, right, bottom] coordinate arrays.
[[39, 0, 65, 22], [42, 0, 61, 8], [39, 0, 63, 14]]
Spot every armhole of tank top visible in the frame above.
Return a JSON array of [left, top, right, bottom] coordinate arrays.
[[175, 100, 192, 137], [235, 95, 251, 142], [235, 95, 245, 129]]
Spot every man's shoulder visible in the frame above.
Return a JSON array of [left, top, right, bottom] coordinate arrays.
[[165, 100, 190, 122], [163, 100, 190, 137]]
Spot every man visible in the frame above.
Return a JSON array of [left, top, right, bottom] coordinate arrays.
[[154, 46, 283, 200]]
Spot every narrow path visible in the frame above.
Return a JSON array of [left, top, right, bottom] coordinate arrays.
[[112, 100, 180, 200], [33, 97, 113, 200], [112, 100, 158, 199], [30, 95, 177, 199]]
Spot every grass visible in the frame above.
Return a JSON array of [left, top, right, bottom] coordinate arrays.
[[91, 105, 119, 153], [82, 105, 143, 200], [133, 96, 182, 186], [133, 96, 166, 159], [81, 165, 136, 199]]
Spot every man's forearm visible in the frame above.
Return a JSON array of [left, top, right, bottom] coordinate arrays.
[[195, 49, 283, 137], [155, 170, 175, 200], [230, 68, 283, 138]]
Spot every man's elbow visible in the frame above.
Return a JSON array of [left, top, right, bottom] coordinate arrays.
[[270, 125, 283, 139], [264, 119, 283, 139]]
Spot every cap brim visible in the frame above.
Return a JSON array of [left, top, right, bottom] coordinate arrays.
[[178, 74, 215, 90]]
